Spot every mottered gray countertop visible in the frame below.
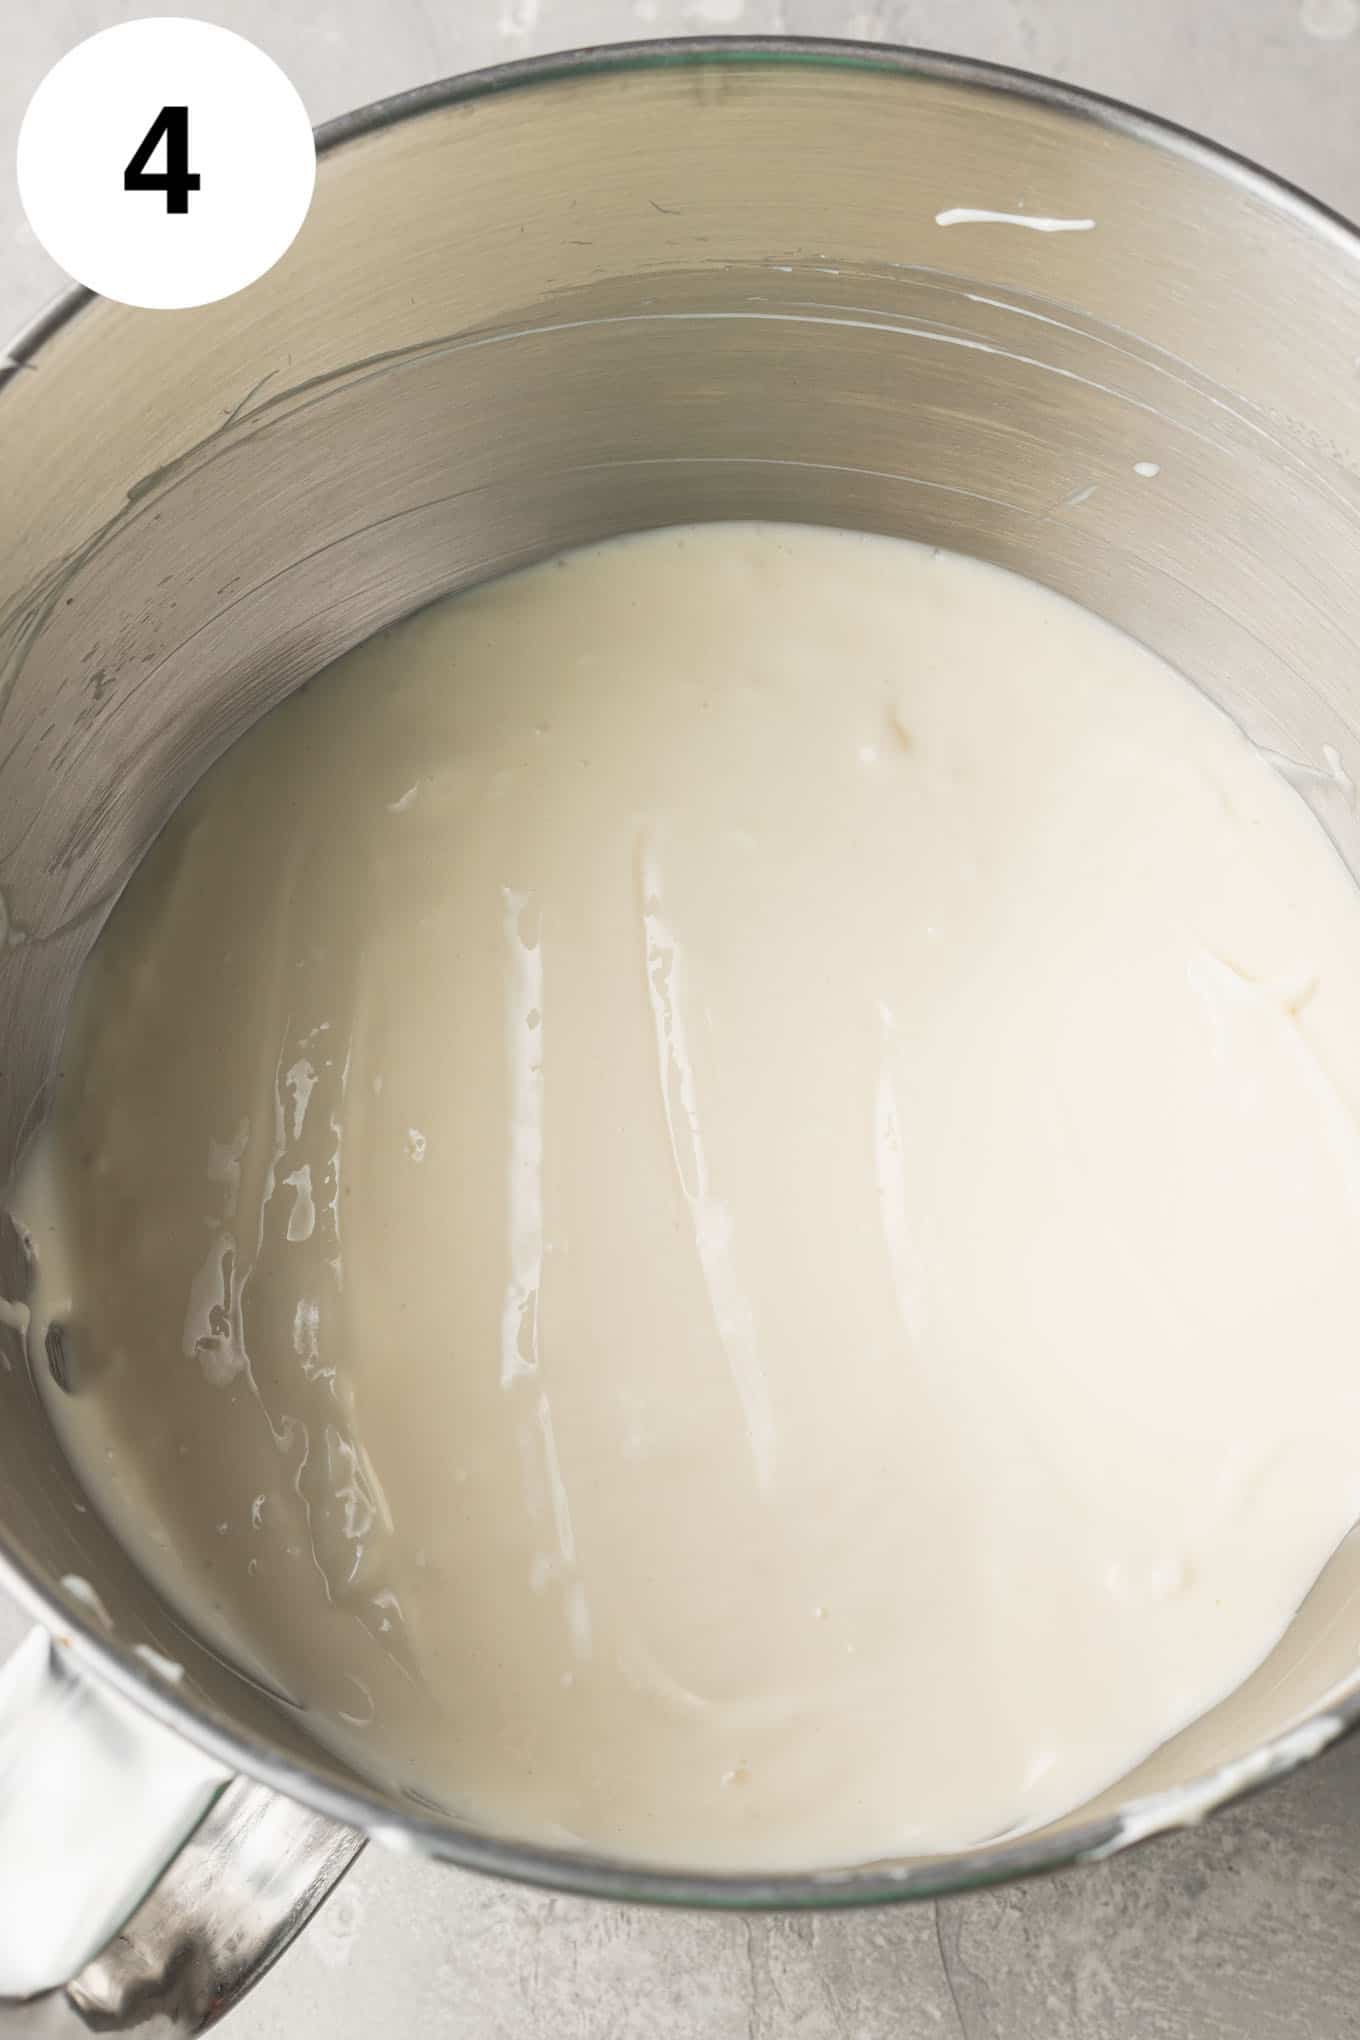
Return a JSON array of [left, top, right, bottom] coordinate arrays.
[[3, 2, 1360, 2034]]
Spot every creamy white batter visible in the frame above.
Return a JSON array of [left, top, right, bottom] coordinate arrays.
[[12, 523, 1360, 1871]]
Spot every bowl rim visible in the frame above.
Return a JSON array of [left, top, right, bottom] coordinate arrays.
[[2, 34, 1357, 1908]]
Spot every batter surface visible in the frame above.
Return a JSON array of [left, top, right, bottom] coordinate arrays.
[[13, 523, 1360, 1869]]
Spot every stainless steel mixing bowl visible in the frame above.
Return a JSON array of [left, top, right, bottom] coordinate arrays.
[[3, 36, 1360, 2034]]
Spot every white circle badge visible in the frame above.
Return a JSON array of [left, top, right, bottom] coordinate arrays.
[[16, 18, 316, 310]]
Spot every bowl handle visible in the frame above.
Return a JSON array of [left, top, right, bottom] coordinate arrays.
[[0, 1628, 363, 2032]]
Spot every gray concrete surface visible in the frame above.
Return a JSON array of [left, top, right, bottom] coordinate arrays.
[[4, 2, 1360, 2034]]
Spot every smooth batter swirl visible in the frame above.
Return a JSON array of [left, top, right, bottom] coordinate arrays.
[[14, 524, 1360, 1869]]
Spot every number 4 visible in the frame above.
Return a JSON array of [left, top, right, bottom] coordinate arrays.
[[124, 106, 201, 215]]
